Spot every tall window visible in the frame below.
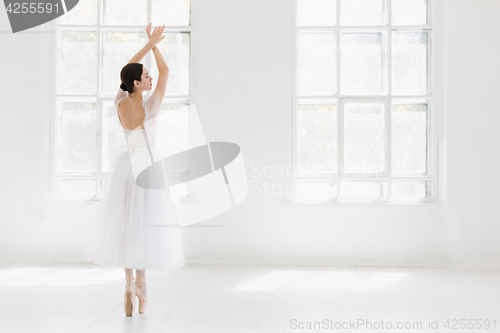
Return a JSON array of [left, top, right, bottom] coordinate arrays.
[[292, 0, 436, 203], [51, 0, 192, 201]]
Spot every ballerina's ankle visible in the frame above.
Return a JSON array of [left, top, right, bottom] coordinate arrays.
[[135, 281, 147, 298], [126, 277, 135, 288]]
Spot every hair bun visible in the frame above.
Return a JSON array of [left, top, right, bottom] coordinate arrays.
[[120, 82, 127, 92]]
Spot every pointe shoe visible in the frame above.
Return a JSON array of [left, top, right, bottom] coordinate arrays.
[[135, 283, 147, 313], [124, 285, 137, 316]]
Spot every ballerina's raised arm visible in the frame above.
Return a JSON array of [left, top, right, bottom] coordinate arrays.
[[143, 23, 170, 116], [114, 23, 170, 117]]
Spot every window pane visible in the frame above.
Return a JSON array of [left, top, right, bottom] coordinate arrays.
[[340, 180, 386, 199], [343, 102, 385, 174], [297, 104, 337, 175], [103, 32, 148, 95], [61, 102, 96, 172], [391, 180, 428, 201], [392, 0, 429, 25], [392, 31, 428, 95], [102, 101, 127, 172], [62, 31, 97, 94], [391, 99, 427, 175], [151, 33, 191, 96], [295, 179, 338, 201], [340, 31, 386, 95], [60, 179, 95, 196], [340, 0, 386, 26], [297, 0, 336, 26], [152, 0, 191, 26], [59, 0, 97, 25], [103, 0, 147, 25], [297, 33, 336, 96]]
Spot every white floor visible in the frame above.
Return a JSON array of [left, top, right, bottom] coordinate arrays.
[[1, 263, 499, 333]]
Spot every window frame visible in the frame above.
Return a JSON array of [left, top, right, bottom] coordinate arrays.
[[49, 0, 194, 202], [291, 0, 439, 204]]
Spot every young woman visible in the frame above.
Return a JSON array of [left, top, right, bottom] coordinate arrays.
[[84, 24, 185, 317]]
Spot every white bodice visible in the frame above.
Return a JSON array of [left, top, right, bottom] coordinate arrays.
[[115, 88, 162, 176]]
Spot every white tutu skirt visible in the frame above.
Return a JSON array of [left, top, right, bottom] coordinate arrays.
[[84, 150, 185, 271]]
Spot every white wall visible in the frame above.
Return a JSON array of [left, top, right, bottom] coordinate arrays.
[[0, 0, 498, 270], [443, 0, 500, 270]]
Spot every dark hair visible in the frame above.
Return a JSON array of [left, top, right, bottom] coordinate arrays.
[[120, 63, 143, 94]]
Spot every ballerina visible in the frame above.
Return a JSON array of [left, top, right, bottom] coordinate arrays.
[[85, 23, 185, 317]]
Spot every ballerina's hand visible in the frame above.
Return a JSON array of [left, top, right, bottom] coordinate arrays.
[[145, 23, 165, 47], [145, 23, 152, 42]]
